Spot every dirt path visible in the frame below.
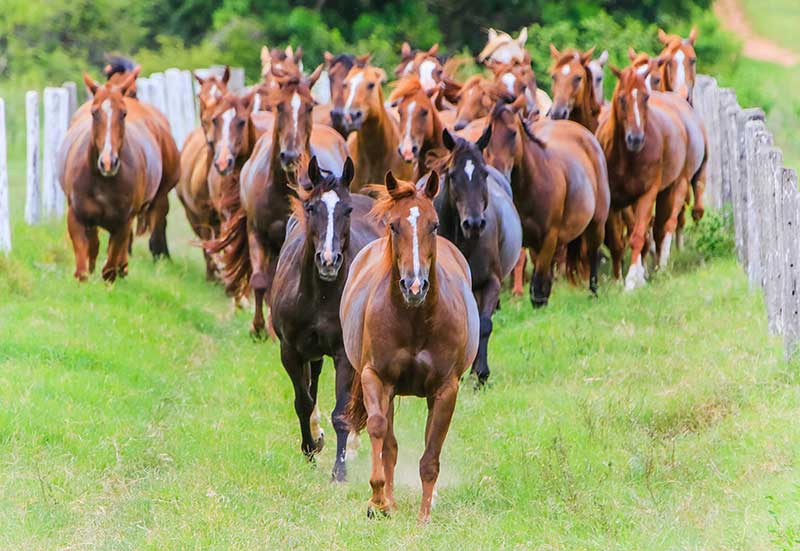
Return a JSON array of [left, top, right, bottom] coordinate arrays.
[[714, 0, 798, 66]]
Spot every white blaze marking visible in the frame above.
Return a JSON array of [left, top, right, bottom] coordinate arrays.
[[320, 190, 340, 263], [464, 159, 475, 180], [291, 93, 301, 136], [636, 65, 653, 93], [101, 99, 113, 160], [407, 206, 421, 279], [674, 50, 686, 90], [632, 89, 641, 129], [501, 72, 517, 94], [589, 61, 603, 99], [209, 84, 220, 99], [253, 93, 261, 112], [561, 65, 571, 76], [344, 71, 364, 113], [419, 60, 437, 91], [403, 100, 416, 149], [221, 108, 235, 145]]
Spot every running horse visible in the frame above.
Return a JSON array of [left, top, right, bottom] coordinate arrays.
[[270, 156, 381, 481], [597, 65, 692, 289], [389, 76, 445, 180], [342, 171, 479, 523], [430, 127, 521, 385], [487, 54, 552, 119], [548, 46, 603, 132], [59, 69, 172, 281], [209, 66, 348, 337], [176, 67, 230, 280], [484, 99, 609, 306], [326, 52, 366, 136], [657, 27, 698, 105], [338, 60, 414, 192]]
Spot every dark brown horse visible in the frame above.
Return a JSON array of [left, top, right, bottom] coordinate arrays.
[[431, 127, 521, 384], [485, 100, 609, 306], [549, 46, 603, 132], [59, 70, 168, 281], [270, 156, 381, 481], [343, 171, 479, 523], [177, 67, 230, 280], [209, 66, 348, 337], [597, 65, 691, 289]]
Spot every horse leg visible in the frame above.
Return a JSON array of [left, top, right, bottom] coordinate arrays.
[[361, 366, 392, 517], [691, 158, 707, 222], [511, 249, 526, 297], [472, 275, 501, 386], [102, 221, 132, 282], [248, 229, 269, 339], [331, 352, 355, 482], [280, 346, 321, 458], [530, 229, 558, 308], [418, 379, 458, 524], [604, 211, 625, 280], [584, 219, 605, 296], [67, 208, 91, 281], [87, 226, 100, 274], [382, 401, 398, 512], [657, 178, 688, 270], [148, 191, 170, 260], [308, 359, 325, 451], [264, 258, 279, 341], [625, 187, 659, 291]]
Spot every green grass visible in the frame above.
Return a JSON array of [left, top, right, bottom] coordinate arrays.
[[2, 162, 800, 549], [739, 0, 800, 55]]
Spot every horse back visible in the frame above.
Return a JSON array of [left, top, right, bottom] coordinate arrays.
[[487, 174, 523, 279], [648, 101, 688, 189], [129, 100, 180, 193], [651, 92, 706, 179]]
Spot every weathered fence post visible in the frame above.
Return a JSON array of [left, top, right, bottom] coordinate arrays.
[[181, 70, 197, 147], [62, 81, 78, 120], [165, 68, 186, 147], [229, 67, 245, 92], [0, 98, 10, 254], [42, 87, 70, 218], [150, 72, 168, 115], [782, 169, 800, 358], [762, 147, 784, 335], [718, 88, 737, 206], [136, 77, 153, 105], [25, 90, 41, 225], [734, 108, 765, 268], [744, 120, 772, 289]]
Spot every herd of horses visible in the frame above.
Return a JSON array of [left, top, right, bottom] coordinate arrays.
[[56, 25, 706, 523]]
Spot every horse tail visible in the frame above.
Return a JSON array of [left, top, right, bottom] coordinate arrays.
[[204, 207, 251, 299], [690, 141, 708, 208], [345, 368, 367, 432], [566, 236, 588, 286]]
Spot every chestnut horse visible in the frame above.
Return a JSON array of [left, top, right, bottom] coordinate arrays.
[[488, 55, 552, 119], [657, 28, 698, 105], [271, 156, 381, 482], [549, 46, 603, 132], [339, 62, 414, 192], [176, 67, 230, 280], [453, 75, 495, 131], [326, 52, 366, 136], [209, 67, 348, 337], [431, 127, 521, 384], [485, 100, 609, 306], [389, 76, 445, 180], [59, 71, 167, 281], [343, 171, 479, 523], [597, 65, 692, 289]]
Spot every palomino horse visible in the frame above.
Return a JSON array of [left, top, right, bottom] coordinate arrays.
[[176, 67, 230, 280], [485, 100, 609, 306], [549, 46, 603, 132], [597, 65, 692, 289], [477, 27, 529, 65], [210, 67, 347, 337], [657, 28, 698, 105], [431, 127, 521, 384], [270, 156, 381, 482], [389, 76, 445, 180], [59, 70, 167, 281], [342, 171, 479, 523], [338, 62, 414, 192]]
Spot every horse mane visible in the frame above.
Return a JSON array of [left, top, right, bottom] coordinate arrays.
[[596, 81, 621, 157], [490, 100, 546, 149], [551, 49, 581, 71], [288, 167, 339, 225], [369, 178, 420, 220], [103, 55, 137, 79], [461, 75, 486, 92], [389, 75, 424, 104]]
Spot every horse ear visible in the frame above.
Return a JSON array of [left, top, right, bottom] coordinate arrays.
[[550, 44, 560, 60], [341, 157, 355, 186], [580, 47, 595, 65], [222, 65, 231, 85], [442, 128, 456, 151], [194, 72, 205, 86], [401, 42, 412, 60], [376, 68, 388, 84], [476, 123, 492, 151], [610, 64, 623, 79], [242, 90, 257, 114], [285, 45, 294, 59], [509, 94, 527, 113], [487, 28, 497, 41], [517, 27, 528, 46], [688, 27, 698, 45], [117, 66, 141, 95], [428, 43, 439, 57], [294, 46, 303, 63], [308, 156, 321, 187], [307, 64, 324, 88], [385, 170, 399, 194], [628, 48, 637, 62], [424, 170, 439, 199], [356, 53, 372, 67], [658, 28, 669, 44], [598, 50, 609, 66], [83, 73, 99, 95]]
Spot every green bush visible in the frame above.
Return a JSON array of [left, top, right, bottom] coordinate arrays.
[[689, 208, 735, 261]]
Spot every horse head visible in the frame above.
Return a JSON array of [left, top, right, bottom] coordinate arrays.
[[390, 76, 439, 164], [548, 45, 595, 120], [657, 28, 698, 104], [440, 127, 492, 239], [195, 66, 231, 145], [208, 90, 257, 176], [610, 64, 652, 153], [338, 62, 387, 132]]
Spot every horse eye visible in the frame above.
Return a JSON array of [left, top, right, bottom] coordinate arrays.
[[367, 82, 375, 90], [619, 97, 627, 107], [390, 222, 399, 234], [419, 108, 428, 117], [343, 206, 353, 216], [236, 118, 246, 127], [596, 77, 603, 84], [305, 203, 315, 213], [120, 111, 127, 119], [690, 58, 697, 65], [573, 76, 582, 85], [431, 222, 439, 233]]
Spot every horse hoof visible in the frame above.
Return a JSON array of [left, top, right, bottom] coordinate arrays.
[[531, 297, 547, 309], [367, 503, 390, 519], [331, 463, 347, 483], [249, 325, 267, 341], [74, 271, 89, 282], [692, 208, 704, 222]]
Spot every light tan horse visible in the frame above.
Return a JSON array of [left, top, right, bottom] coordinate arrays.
[[657, 27, 699, 105]]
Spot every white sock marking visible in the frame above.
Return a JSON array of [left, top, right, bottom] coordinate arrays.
[[632, 89, 641, 129], [624, 256, 646, 291], [464, 159, 475, 180], [344, 71, 363, 113], [419, 60, 437, 91], [320, 190, 340, 263], [407, 206, 421, 279], [501, 72, 517, 95]]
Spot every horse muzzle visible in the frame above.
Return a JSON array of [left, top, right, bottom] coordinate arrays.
[[280, 150, 300, 172], [214, 155, 234, 176], [98, 155, 121, 177], [461, 216, 487, 240], [399, 143, 418, 164], [625, 132, 645, 153], [315, 251, 344, 281], [550, 105, 570, 120], [399, 276, 429, 306]]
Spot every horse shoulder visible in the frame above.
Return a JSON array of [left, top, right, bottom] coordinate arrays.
[[126, 121, 164, 203], [239, 134, 273, 209], [649, 103, 687, 185], [270, 225, 305, 314], [58, 119, 92, 192], [488, 176, 523, 278]]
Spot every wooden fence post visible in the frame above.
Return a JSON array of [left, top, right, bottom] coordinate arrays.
[[62, 81, 78, 121], [150, 72, 168, 115], [763, 147, 784, 335], [744, 120, 772, 289], [782, 168, 800, 358], [229, 67, 245, 92], [136, 77, 152, 105], [165, 68, 186, 147], [0, 98, 10, 254], [718, 88, 737, 205], [734, 108, 765, 269], [42, 87, 69, 218], [181, 70, 196, 147], [25, 90, 40, 225]]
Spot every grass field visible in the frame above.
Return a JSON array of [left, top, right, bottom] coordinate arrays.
[[2, 157, 800, 550], [739, 0, 800, 55]]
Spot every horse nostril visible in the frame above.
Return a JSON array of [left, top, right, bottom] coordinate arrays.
[[454, 120, 466, 131], [479, 218, 487, 230], [411, 145, 419, 154], [334, 253, 343, 266], [420, 279, 429, 293], [351, 111, 362, 120], [399, 279, 408, 292]]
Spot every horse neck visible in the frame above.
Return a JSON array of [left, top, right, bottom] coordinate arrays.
[[660, 63, 673, 93], [358, 91, 398, 155], [570, 67, 601, 132], [514, 121, 551, 197], [238, 116, 257, 166], [435, 176, 460, 242], [417, 105, 444, 177]]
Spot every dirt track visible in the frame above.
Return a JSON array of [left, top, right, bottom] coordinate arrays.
[[714, 0, 798, 66]]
